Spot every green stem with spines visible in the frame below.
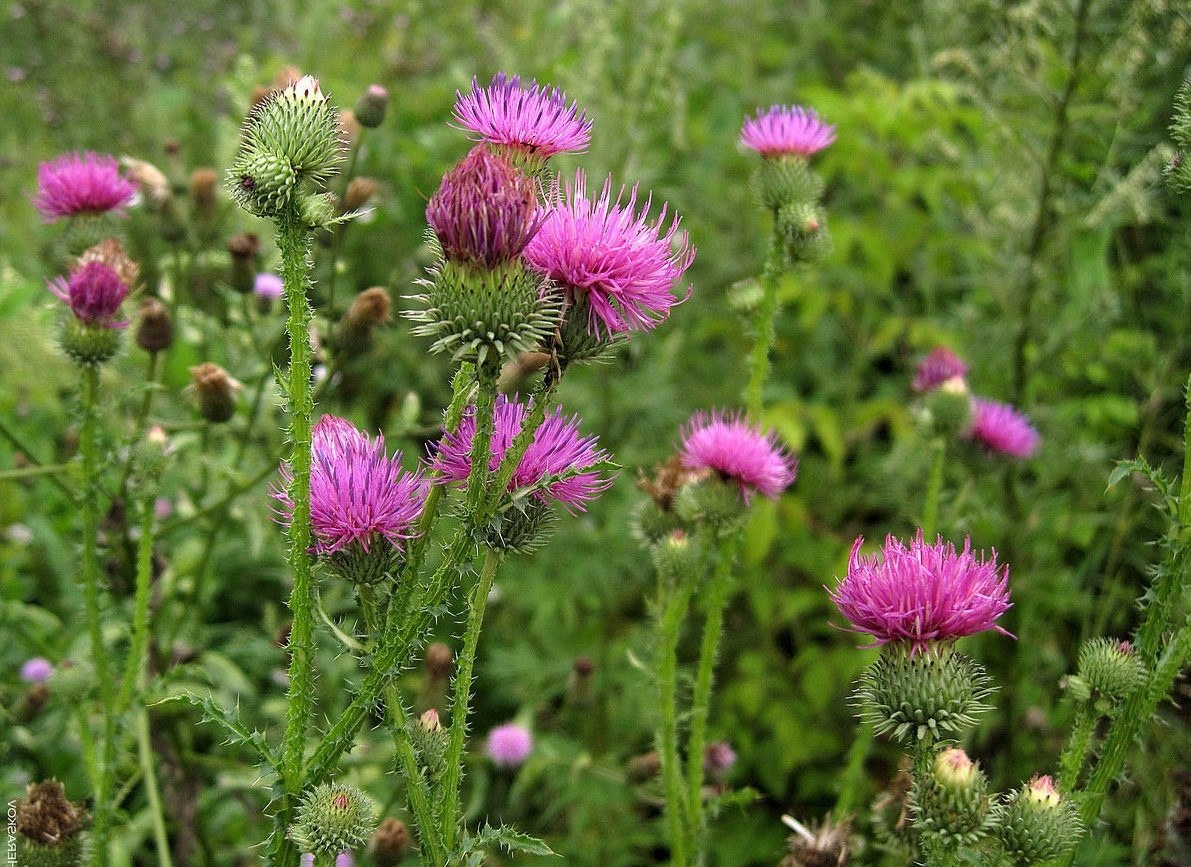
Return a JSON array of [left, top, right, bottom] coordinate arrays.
[[922, 437, 946, 539], [441, 547, 503, 852], [745, 217, 785, 420], [80, 363, 115, 867], [683, 531, 740, 860], [1057, 704, 1096, 792], [482, 376, 557, 521], [658, 568, 693, 867], [465, 371, 499, 515]]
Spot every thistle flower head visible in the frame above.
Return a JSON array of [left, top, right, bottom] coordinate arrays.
[[703, 741, 737, 778], [524, 171, 695, 337], [20, 657, 54, 683], [679, 411, 796, 502], [35, 151, 138, 220], [485, 722, 533, 767], [741, 105, 836, 158], [290, 783, 377, 860], [967, 398, 1041, 459], [254, 272, 284, 300], [48, 260, 129, 328], [453, 73, 591, 158], [429, 394, 612, 512], [273, 415, 428, 571], [998, 775, 1083, 863], [914, 347, 969, 392], [426, 146, 541, 267], [829, 532, 1013, 653]]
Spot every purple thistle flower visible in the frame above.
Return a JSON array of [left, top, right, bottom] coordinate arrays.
[[35, 151, 138, 221], [453, 73, 592, 158], [335, 853, 354, 867], [300, 855, 315, 867], [913, 346, 968, 392], [828, 532, 1014, 654], [485, 722, 533, 767], [20, 657, 54, 683], [272, 415, 428, 557], [254, 272, 284, 301], [740, 105, 836, 158], [524, 171, 695, 336], [426, 145, 541, 267], [703, 741, 737, 778], [48, 260, 130, 328], [966, 398, 1041, 459], [679, 411, 796, 502], [429, 394, 612, 512]]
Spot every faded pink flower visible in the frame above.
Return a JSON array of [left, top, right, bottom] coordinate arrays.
[[524, 171, 695, 336], [829, 532, 1013, 654], [20, 657, 54, 683], [741, 105, 835, 158], [913, 347, 968, 392], [485, 722, 533, 767], [453, 73, 591, 158], [679, 411, 796, 502], [35, 151, 138, 220], [48, 260, 129, 328], [967, 398, 1041, 459]]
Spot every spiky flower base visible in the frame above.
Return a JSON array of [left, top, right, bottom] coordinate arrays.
[[58, 318, 121, 366], [409, 260, 561, 366], [14, 838, 84, 867], [550, 293, 620, 364], [912, 752, 994, 849], [752, 157, 825, 211], [481, 498, 558, 553], [290, 783, 377, 859], [321, 545, 403, 586], [673, 476, 745, 531], [853, 645, 993, 746], [995, 780, 1083, 864]]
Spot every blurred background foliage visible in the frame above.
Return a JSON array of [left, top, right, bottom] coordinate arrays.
[[2, 0, 1190, 864]]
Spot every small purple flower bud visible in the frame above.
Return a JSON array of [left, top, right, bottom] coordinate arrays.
[[20, 657, 54, 683], [913, 347, 968, 392], [354, 84, 389, 129], [485, 722, 533, 768], [703, 741, 737, 778], [254, 272, 284, 301]]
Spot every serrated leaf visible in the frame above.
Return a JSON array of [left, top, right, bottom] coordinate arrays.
[[151, 692, 277, 770], [461, 822, 557, 858]]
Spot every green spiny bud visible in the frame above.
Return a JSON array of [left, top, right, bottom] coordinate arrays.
[[48, 661, 94, 703], [231, 148, 298, 218], [853, 645, 994, 746], [923, 379, 973, 437], [130, 425, 170, 484], [673, 476, 746, 531], [290, 782, 377, 859], [912, 748, 994, 850], [354, 85, 389, 129], [58, 317, 122, 366], [481, 498, 557, 553], [298, 191, 340, 229], [408, 259, 562, 367], [1075, 637, 1145, 709], [752, 156, 825, 211], [651, 530, 701, 588], [631, 498, 683, 545], [777, 202, 832, 263], [995, 775, 1083, 865], [411, 709, 448, 780]]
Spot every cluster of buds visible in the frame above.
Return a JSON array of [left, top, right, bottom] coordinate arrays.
[[13, 780, 90, 867]]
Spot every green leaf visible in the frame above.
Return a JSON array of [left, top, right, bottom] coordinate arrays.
[[150, 692, 278, 770]]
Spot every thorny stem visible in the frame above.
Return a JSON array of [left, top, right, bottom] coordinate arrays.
[[464, 371, 499, 515], [441, 547, 503, 852], [745, 216, 785, 420], [1057, 704, 1096, 792], [658, 568, 694, 867]]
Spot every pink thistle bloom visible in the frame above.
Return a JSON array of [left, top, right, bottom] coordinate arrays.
[[740, 105, 836, 158], [967, 398, 1041, 459], [485, 722, 533, 767], [35, 151, 138, 221], [453, 73, 591, 158], [829, 532, 1013, 654], [703, 741, 737, 777], [524, 171, 695, 336], [429, 394, 612, 512], [20, 657, 54, 683], [426, 145, 541, 267], [254, 272, 284, 300], [47, 260, 130, 328], [335, 854, 354, 867], [272, 415, 428, 557], [913, 346, 968, 392], [679, 411, 796, 502]]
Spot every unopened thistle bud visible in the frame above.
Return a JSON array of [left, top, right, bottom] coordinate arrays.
[[135, 297, 173, 353], [49, 660, 94, 703], [412, 708, 448, 778], [189, 362, 242, 423], [995, 775, 1082, 864], [130, 425, 171, 483], [14, 780, 89, 867], [290, 783, 377, 861], [912, 748, 993, 850], [424, 642, 454, 682], [673, 476, 747, 530], [121, 156, 172, 209], [336, 286, 391, 355], [189, 167, 219, 221], [227, 232, 260, 293], [626, 751, 662, 783], [482, 497, 558, 553], [342, 176, 378, 212], [368, 818, 411, 867], [1070, 636, 1145, 710], [923, 379, 973, 437], [651, 529, 700, 587], [230, 74, 345, 221], [853, 645, 993, 746], [354, 85, 389, 129]]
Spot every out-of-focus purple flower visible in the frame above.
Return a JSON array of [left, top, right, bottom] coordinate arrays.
[[740, 105, 835, 158], [20, 657, 54, 683], [300, 855, 315, 867], [429, 395, 612, 512], [453, 73, 591, 158], [966, 398, 1041, 458], [254, 272, 284, 301], [426, 146, 541, 267], [35, 151, 138, 220], [913, 347, 968, 392], [485, 722, 533, 767], [829, 532, 1013, 654], [47, 261, 130, 328], [272, 415, 428, 557], [524, 171, 695, 336], [335, 853, 354, 867], [679, 411, 796, 502], [703, 741, 736, 778]]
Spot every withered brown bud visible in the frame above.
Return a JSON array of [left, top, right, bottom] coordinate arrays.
[[343, 176, 378, 212], [15, 683, 50, 722], [339, 109, 363, 149], [336, 287, 391, 355], [189, 363, 242, 423], [15, 780, 89, 845], [424, 642, 454, 681], [121, 157, 172, 208], [189, 167, 220, 221], [369, 817, 412, 866], [228, 232, 261, 294], [163, 138, 181, 157], [499, 351, 551, 391], [626, 751, 662, 783], [136, 297, 174, 353], [79, 239, 139, 290], [249, 85, 272, 112], [779, 814, 852, 867], [638, 454, 705, 511]]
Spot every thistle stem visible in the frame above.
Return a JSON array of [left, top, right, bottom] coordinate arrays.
[[922, 437, 945, 539], [465, 372, 499, 515], [441, 547, 503, 851], [1057, 705, 1096, 792], [684, 532, 740, 859], [745, 218, 785, 420], [658, 570, 693, 867]]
